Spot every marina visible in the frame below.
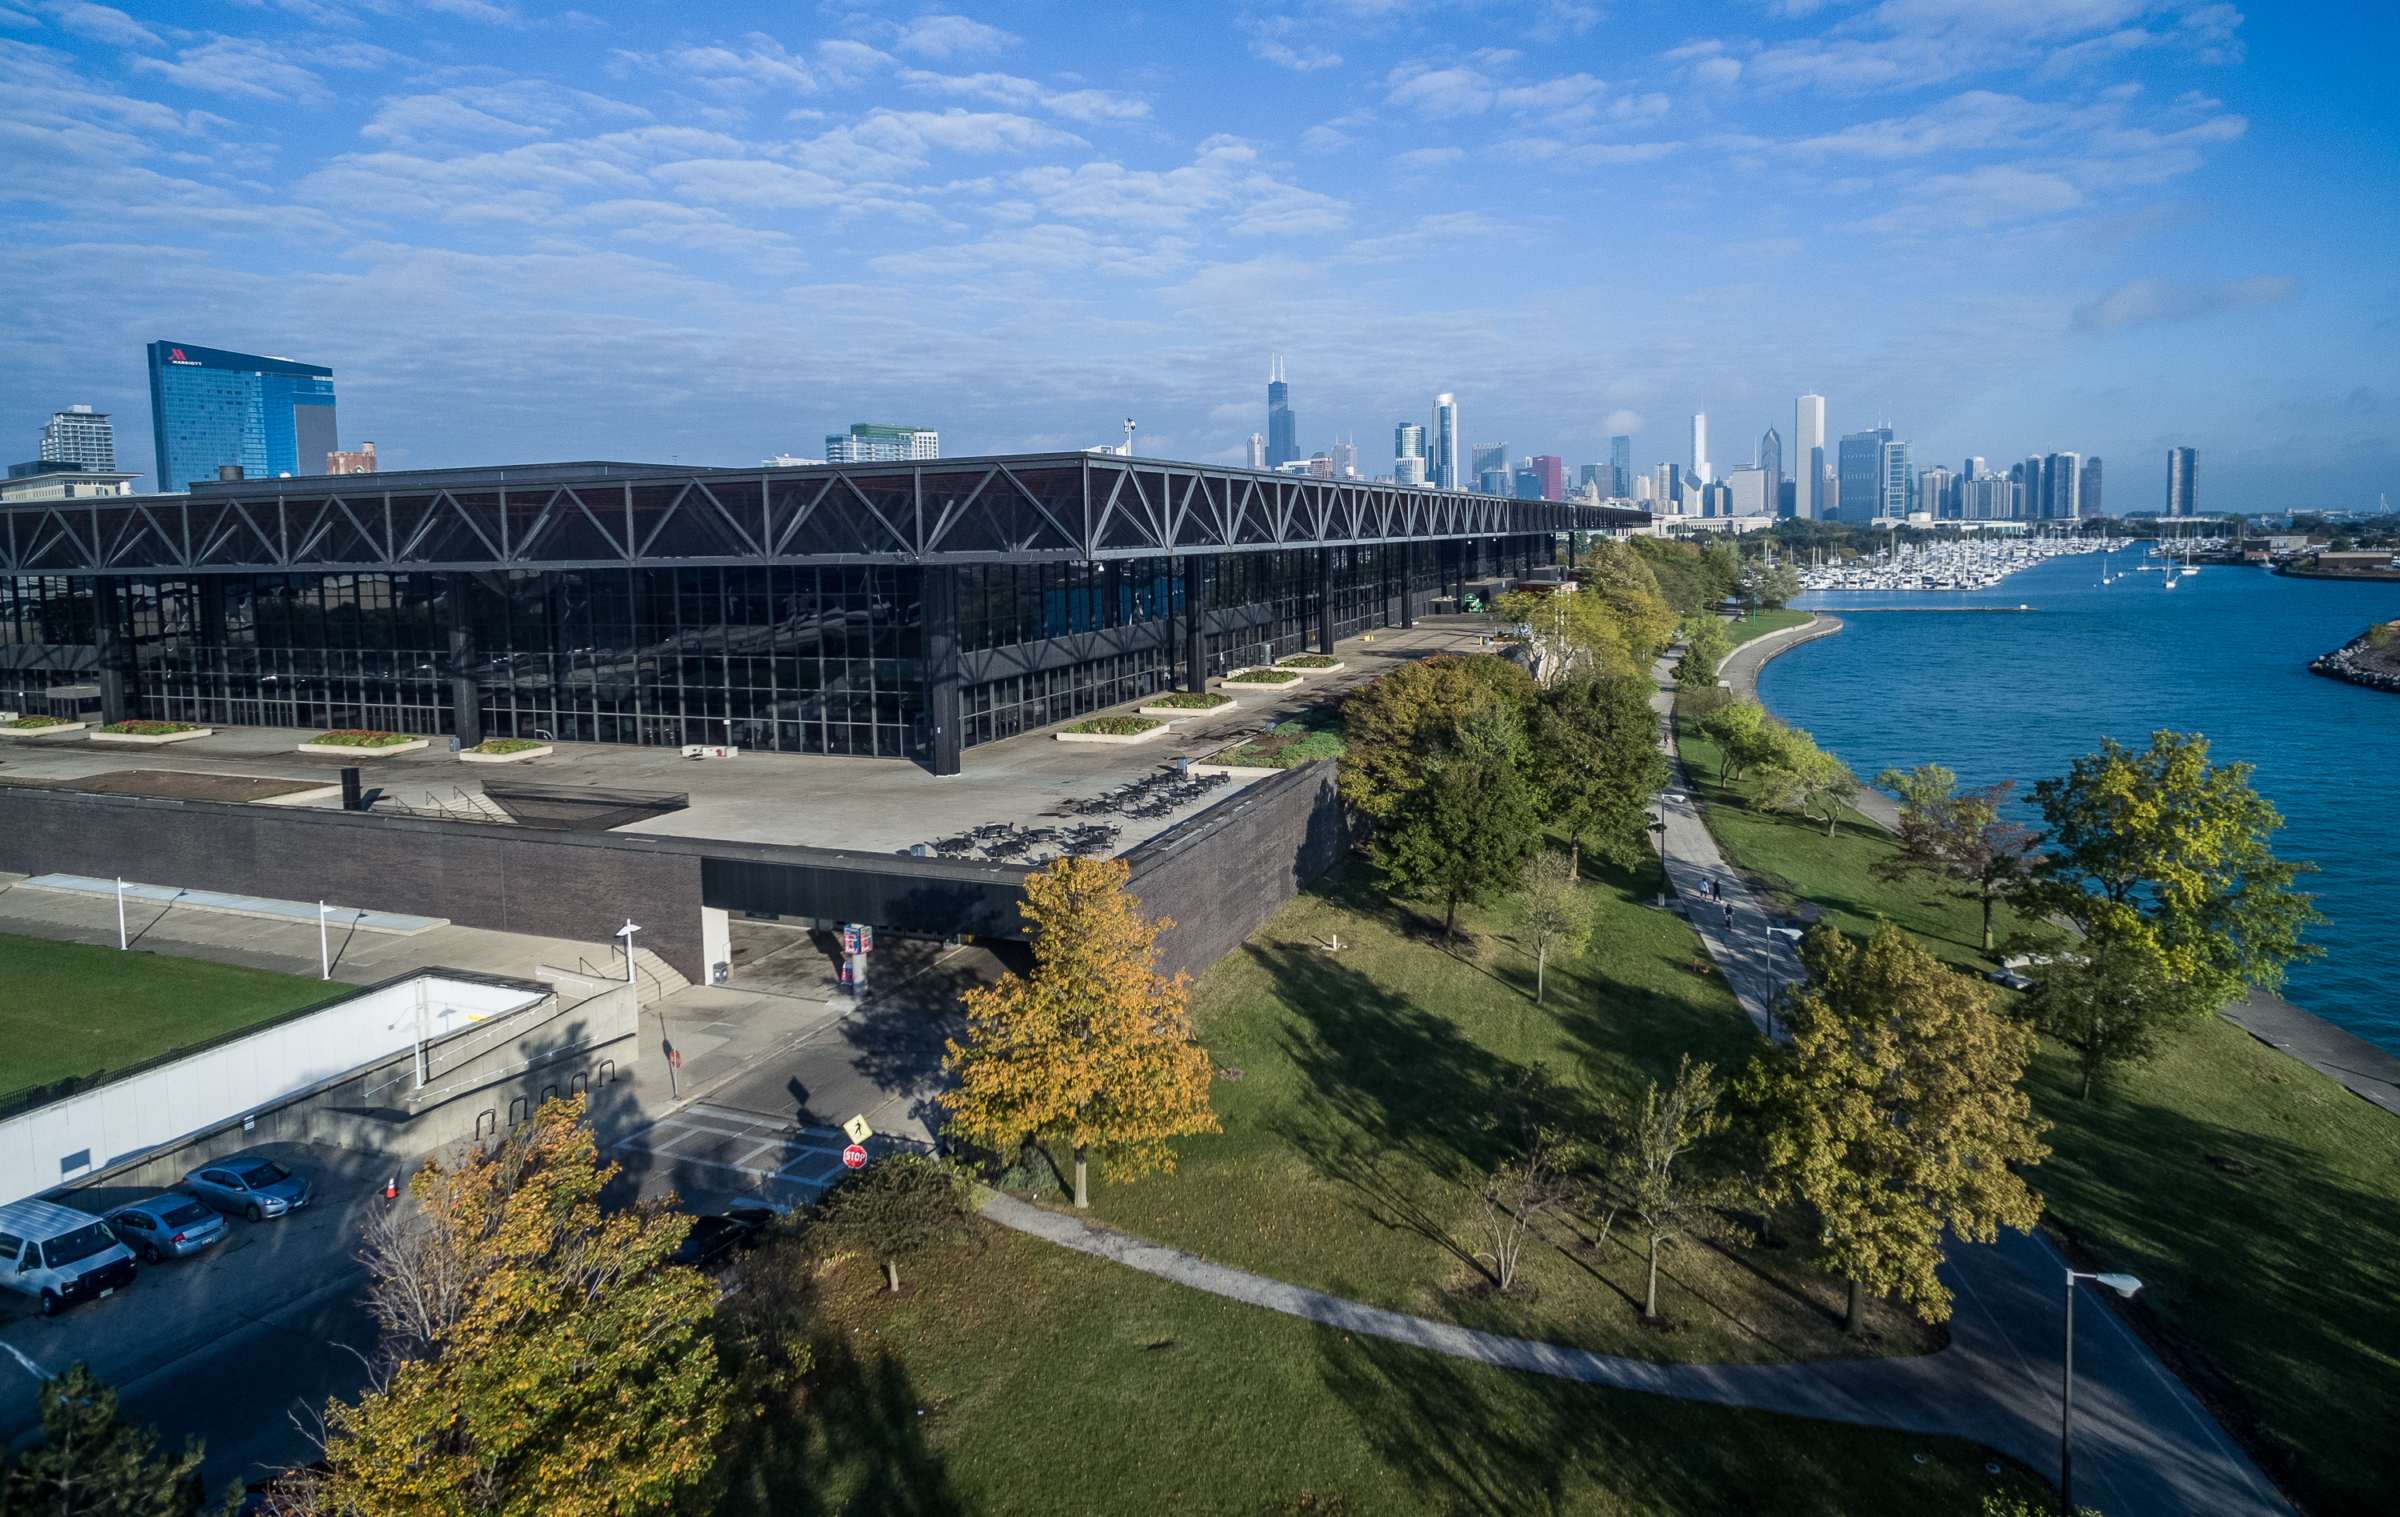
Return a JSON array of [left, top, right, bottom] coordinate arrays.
[[1792, 536, 2111, 593]]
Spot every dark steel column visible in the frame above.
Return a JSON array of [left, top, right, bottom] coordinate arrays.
[[924, 565, 962, 776], [1316, 548, 1335, 654], [445, 573, 482, 748], [1183, 554, 1207, 692], [92, 576, 128, 723], [1399, 542, 1415, 628]]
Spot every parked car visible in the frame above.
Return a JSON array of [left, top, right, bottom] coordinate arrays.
[[105, 1194, 231, 1263], [182, 1157, 313, 1222], [1987, 970, 2037, 992], [670, 1212, 766, 1272], [0, 1198, 137, 1316]]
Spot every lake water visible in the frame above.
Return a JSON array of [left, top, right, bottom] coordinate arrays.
[[1760, 550, 2400, 1055]]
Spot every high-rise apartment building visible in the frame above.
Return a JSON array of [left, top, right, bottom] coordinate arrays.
[[1794, 395, 1825, 519], [1431, 393, 1459, 490], [1266, 359, 1297, 468], [147, 341, 337, 490], [1610, 434, 1632, 499], [1527, 454, 1563, 502], [2039, 452, 2081, 519], [1690, 413, 1711, 485], [2166, 447, 2197, 517], [2080, 456, 2103, 518], [1882, 439, 1913, 519], [41, 405, 115, 472], [1247, 433, 1267, 470], [1916, 465, 1952, 518], [1393, 423, 1425, 486], [825, 423, 939, 462]]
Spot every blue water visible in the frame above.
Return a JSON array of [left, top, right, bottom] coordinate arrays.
[[1759, 550, 2400, 1054]]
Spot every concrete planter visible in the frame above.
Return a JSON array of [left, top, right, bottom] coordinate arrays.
[[1274, 660, 1345, 673], [1137, 699, 1237, 718], [89, 727, 214, 746], [459, 744, 553, 764], [1055, 722, 1171, 745], [3, 721, 88, 738], [1219, 671, 1304, 691], [296, 737, 430, 758], [1188, 762, 1279, 778]]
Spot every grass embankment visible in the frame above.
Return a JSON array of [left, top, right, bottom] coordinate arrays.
[[722, 1226, 2054, 1517], [1674, 708, 2400, 1517], [1724, 608, 1813, 646], [0, 931, 347, 1103], [1075, 853, 1934, 1362]]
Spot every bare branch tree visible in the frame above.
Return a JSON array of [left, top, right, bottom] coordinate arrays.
[[1465, 1126, 1578, 1294]]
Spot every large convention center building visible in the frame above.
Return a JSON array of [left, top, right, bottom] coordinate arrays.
[[0, 453, 1645, 774]]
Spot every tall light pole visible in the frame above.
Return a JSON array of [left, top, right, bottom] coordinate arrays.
[[2061, 1268, 2143, 1514], [318, 900, 331, 980], [621, 919, 673, 1098], [115, 877, 126, 952]]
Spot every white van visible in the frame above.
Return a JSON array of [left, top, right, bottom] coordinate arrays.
[[0, 1197, 138, 1316]]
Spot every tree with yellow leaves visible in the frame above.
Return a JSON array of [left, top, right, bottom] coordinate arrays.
[[321, 1095, 729, 1517], [941, 856, 1219, 1209], [1742, 925, 2049, 1334]]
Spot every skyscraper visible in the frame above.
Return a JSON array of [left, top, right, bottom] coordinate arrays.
[[1757, 426, 1782, 502], [1794, 394, 1825, 519], [1470, 442, 1509, 490], [2166, 447, 2196, 516], [1431, 393, 1459, 490], [147, 341, 337, 490], [1247, 433, 1267, 470], [1916, 465, 1952, 519], [1330, 438, 1358, 478], [1528, 455, 1563, 501], [1690, 412, 1711, 485], [2081, 456, 2104, 518], [1882, 439, 1913, 519], [1266, 358, 1297, 468], [2025, 456, 2045, 517], [1393, 423, 1425, 486], [825, 423, 939, 462], [1610, 434, 1632, 499], [41, 406, 114, 472], [2041, 452, 2081, 519], [1837, 428, 1890, 521]]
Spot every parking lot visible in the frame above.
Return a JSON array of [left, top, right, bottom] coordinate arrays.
[[0, 1141, 386, 1490]]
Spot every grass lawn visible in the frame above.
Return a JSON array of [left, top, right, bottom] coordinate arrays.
[[0, 932, 347, 1103], [1672, 712, 2400, 1516], [1068, 851, 1939, 1364], [719, 1223, 2056, 1517], [1724, 608, 1813, 646]]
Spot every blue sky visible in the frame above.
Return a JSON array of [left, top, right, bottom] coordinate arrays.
[[3, 0, 2393, 511]]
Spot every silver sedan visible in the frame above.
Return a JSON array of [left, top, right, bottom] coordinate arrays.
[[105, 1195, 230, 1263], [180, 1158, 313, 1222]]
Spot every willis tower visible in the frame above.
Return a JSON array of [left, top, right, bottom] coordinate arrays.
[[1266, 357, 1297, 468]]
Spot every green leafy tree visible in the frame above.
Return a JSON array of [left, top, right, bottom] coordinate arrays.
[[1697, 700, 1782, 784], [1754, 729, 1861, 837], [1336, 653, 1537, 822], [1513, 850, 1592, 1004], [810, 1154, 975, 1291], [942, 856, 1219, 1209], [1741, 561, 1805, 609], [322, 1096, 729, 1517], [2026, 936, 2207, 1099], [1597, 1056, 1742, 1320], [1743, 925, 2049, 1333], [1533, 673, 1666, 875], [1376, 706, 1543, 937], [1674, 615, 1733, 692], [1872, 764, 2038, 952], [2, 1363, 231, 1517], [2024, 731, 2323, 1008]]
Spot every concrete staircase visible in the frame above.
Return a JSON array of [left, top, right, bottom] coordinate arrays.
[[570, 948, 690, 1008]]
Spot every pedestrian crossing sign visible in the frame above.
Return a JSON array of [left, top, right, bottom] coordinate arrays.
[[843, 1114, 874, 1144]]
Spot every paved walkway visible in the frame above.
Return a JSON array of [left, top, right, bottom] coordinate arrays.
[[982, 1190, 2289, 1517]]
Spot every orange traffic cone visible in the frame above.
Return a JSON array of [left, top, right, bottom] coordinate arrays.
[[384, 1176, 397, 1200]]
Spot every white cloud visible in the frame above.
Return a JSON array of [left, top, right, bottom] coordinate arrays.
[[898, 68, 1149, 124], [2072, 275, 2294, 332], [1392, 145, 1462, 168], [1385, 63, 1493, 119], [1603, 410, 1644, 435], [42, 2, 158, 48], [1252, 39, 1341, 72], [362, 94, 552, 149], [130, 36, 329, 104], [892, 15, 1019, 61]]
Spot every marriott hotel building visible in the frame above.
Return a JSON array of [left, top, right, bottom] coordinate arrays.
[[0, 454, 1644, 774]]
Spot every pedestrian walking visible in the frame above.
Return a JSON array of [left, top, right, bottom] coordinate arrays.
[[1724, 903, 1734, 931]]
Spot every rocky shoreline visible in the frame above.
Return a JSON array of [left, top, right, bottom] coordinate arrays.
[[2307, 624, 2400, 694]]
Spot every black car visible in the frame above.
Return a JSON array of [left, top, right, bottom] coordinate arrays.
[[670, 1212, 768, 1271]]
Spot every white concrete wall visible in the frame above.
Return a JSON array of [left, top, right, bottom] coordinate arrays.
[[701, 907, 731, 986], [1, 975, 543, 1205]]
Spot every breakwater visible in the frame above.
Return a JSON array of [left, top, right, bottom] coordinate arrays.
[[2308, 626, 2400, 694]]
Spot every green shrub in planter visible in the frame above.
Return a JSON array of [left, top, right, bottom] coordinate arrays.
[[1145, 691, 1232, 709], [472, 738, 546, 754], [1064, 716, 1161, 736], [5, 715, 72, 729], [97, 720, 201, 735], [308, 729, 410, 747]]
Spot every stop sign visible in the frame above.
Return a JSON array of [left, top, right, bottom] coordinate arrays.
[[841, 1144, 867, 1169]]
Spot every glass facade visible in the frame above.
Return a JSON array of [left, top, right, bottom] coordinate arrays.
[[3, 533, 1544, 763], [146, 342, 337, 491]]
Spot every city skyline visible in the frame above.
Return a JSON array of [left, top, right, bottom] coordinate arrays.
[[0, 2, 2380, 513]]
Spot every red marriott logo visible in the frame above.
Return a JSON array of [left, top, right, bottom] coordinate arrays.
[[166, 347, 200, 365]]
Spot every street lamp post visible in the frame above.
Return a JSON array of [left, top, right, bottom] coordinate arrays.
[[318, 900, 331, 980], [115, 877, 126, 952], [620, 919, 673, 1098], [2061, 1268, 2143, 1515]]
